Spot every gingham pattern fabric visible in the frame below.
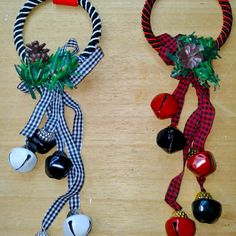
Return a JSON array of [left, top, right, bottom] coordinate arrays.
[[171, 76, 193, 127], [40, 91, 85, 232], [13, 0, 102, 62], [165, 75, 215, 210], [141, 0, 233, 213], [63, 92, 84, 212], [16, 39, 104, 234]]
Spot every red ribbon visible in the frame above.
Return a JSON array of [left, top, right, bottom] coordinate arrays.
[[53, 0, 78, 6]]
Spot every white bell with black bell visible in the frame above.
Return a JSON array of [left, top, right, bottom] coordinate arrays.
[[8, 147, 37, 173], [63, 214, 92, 236]]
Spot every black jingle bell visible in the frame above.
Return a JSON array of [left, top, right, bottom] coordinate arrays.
[[45, 151, 72, 180], [192, 192, 222, 224], [156, 126, 186, 153], [26, 129, 56, 154]]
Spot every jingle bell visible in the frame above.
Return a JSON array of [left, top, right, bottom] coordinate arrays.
[[192, 192, 222, 224], [45, 151, 72, 179], [156, 126, 186, 153], [8, 147, 37, 172], [63, 214, 92, 236], [187, 151, 216, 177], [27, 129, 56, 154], [165, 216, 196, 236], [151, 93, 178, 119]]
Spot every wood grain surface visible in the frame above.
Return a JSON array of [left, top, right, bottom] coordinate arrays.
[[0, 0, 235, 235]]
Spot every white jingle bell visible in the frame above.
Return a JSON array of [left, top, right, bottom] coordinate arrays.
[[8, 147, 37, 173], [63, 214, 92, 236]]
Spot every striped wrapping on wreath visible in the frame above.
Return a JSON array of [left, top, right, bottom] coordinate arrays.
[[141, 0, 233, 212], [141, 0, 233, 51], [13, 0, 102, 62]]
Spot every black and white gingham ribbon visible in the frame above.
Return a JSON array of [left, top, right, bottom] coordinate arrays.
[[17, 40, 103, 235], [13, 1, 103, 235]]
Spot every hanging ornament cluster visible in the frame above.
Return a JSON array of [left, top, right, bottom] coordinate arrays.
[[10, 0, 104, 235], [142, 0, 233, 235]]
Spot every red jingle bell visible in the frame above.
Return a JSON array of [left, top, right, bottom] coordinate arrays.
[[187, 151, 216, 177], [165, 216, 196, 236], [150, 93, 178, 119]]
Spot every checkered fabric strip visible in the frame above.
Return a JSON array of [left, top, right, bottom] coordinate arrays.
[[63, 92, 84, 211], [165, 106, 202, 211], [171, 76, 192, 127], [141, 0, 233, 53], [165, 76, 215, 210], [35, 231, 48, 236], [71, 46, 104, 86], [191, 78, 215, 150], [20, 88, 54, 137], [165, 76, 198, 211], [164, 78, 204, 210], [61, 38, 80, 55], [197, 176, 206, 192], [62, 40, 103, 212], [40, 41, 102, 233], [45, 101, 64, 151], [183, 108, 201, 159], [13, 0, 102, 62], [44, 93, 61, 133], [40, 92, 85, 232], [182, 87, 203, 195], [165, 172, 184, 211], [63, 92, 84, 153], [157, 34, 178, 65]]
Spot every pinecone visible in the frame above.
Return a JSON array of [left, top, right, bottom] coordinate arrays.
[[26, 41, 50, 63]]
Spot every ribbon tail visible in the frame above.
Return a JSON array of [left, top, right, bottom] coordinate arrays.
[[41, 93, 85, 231], [63, 92, 84, 211], [20, 89, 54, 137], [171, 77, 192, 127], [192, 79, 215, 150], [63, 92, 83, 149], [165, 172, 184, 211]]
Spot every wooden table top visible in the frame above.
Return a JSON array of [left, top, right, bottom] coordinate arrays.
[[0, 0, 235, 235]]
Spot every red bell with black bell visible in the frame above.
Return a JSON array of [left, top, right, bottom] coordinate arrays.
[[187, 150, 216, 177], [151, 93, 178, 119], [165, 211, 196, 236]]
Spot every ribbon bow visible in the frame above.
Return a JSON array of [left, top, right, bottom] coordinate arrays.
[[18, 39, 104, 234]]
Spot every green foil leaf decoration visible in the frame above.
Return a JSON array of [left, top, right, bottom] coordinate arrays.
[[169, 33, 220, 88], [15, 48, 80, 99]]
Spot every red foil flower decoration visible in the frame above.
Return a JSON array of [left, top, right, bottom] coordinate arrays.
[[177, 43, 203, 69]]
